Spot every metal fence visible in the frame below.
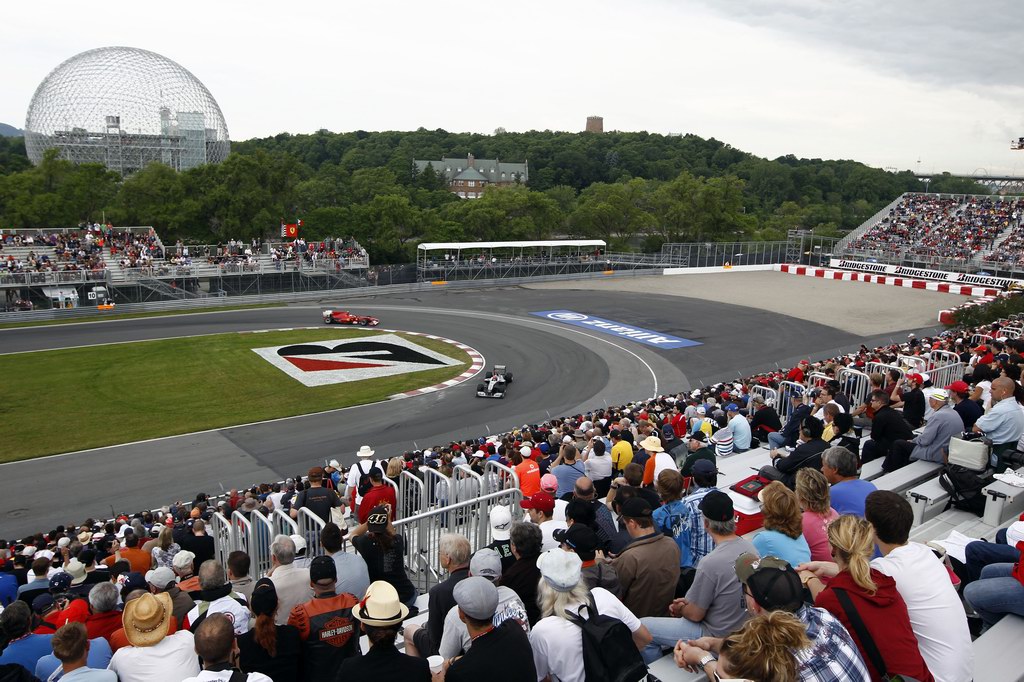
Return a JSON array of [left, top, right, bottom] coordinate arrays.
[[837, 368, 873, 413]]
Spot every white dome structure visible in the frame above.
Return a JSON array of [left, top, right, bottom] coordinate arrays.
[[24, 46, 230, 175]]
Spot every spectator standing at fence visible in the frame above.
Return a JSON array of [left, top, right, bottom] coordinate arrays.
[[238, 578, 301, 682], [183, 561, 251, 636], [266, 536, 311, 627], [338, 581, 430, 681], [498, 522, 544, 626], [108, 592, 200, 682], [405, 534, 471, 658], [350, 506, 418, 611], [287, 556, 359, 682], [357, 468, 396, 524], [319, 523, 369, 600], [290, 467, 343, 524], [180, 521, 215, 575], [347, 446, 383, 510]]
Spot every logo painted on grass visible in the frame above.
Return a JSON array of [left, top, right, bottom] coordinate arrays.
[[252, 333, 462, 386], [531, 310, 701, 349]]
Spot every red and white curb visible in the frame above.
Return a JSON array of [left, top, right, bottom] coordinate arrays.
[[938, 296, 1000, 324], [775, 263, 1000, 297], [381, 330, 484, 399]]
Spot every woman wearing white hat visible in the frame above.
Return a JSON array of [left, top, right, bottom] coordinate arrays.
[[336, 581, 430, 681]]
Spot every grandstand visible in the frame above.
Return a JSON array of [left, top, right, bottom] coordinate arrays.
[[836, 193, 1024, 272], [6, 316, 1024, 681]]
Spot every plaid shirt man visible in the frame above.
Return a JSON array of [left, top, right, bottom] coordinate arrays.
[[794, 605, 870, 682], [680, 486, 717, 567]]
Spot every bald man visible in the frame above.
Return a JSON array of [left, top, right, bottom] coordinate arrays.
[[973, 376, 1024, 472]]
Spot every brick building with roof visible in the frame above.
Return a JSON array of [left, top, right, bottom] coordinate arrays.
[[413, 153, 528, 199]]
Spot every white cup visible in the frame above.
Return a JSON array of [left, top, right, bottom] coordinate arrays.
[[427, 655, 444, 673]]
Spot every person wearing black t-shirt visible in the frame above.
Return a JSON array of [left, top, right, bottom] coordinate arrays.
[[350, 507, 418, 609], [444, 577, 536, 682], [289, 467, 342, 524]]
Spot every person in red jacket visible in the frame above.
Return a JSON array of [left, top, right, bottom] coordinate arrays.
[[801, 515, 933, 682], [357, 468, 397, 524]]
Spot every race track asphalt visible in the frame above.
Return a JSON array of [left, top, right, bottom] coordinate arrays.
[[0, 284, 923, 536]]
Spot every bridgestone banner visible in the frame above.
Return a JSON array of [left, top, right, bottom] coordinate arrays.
[[253, 333, 461, 386], [829, 258, 1022, 289]]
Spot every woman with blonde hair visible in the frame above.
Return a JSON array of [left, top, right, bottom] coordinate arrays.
[[676, 610, 809, 682], [150, 525, 180, 569], [386, 456, 403, 485], [795, 468, 840, 562], [800, 515, 933, 682], [752, 481, 811, 567]]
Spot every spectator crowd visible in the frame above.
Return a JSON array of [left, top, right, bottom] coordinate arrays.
[[6, 318, 1024, 681]]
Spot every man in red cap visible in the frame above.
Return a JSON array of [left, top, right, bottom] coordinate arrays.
[[895, 373, 926, 428], [947, 380, 983, 430], [520, 493, 566, 552]]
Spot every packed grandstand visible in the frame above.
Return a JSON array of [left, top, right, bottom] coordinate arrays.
[[3, 313, 1024, 681]]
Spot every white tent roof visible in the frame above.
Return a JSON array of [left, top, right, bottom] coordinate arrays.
[[417, 239, 605, 251]]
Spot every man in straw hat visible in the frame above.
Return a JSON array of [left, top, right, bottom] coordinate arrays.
[[107, 592, 199, 682], [338, 581, 430, 680]]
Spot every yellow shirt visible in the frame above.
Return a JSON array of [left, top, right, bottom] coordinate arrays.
[[611, 440, 634, 472]]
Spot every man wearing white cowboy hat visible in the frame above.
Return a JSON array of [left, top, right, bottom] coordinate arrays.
[[108, 592, 200, 682], [337, 581, 430, 680], [346, 445, 383, 510]]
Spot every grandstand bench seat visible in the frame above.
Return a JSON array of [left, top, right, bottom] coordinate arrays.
[[973, 614, 1024, 682], [872, 460, 942, 494], [860, 457, 886, 481], [907, 477, 950, 526], [982, 466, 1024, 526]]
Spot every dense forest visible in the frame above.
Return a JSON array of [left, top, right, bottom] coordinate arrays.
[[0, 130, 987, 262]]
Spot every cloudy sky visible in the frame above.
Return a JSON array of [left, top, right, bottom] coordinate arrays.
[[2, 0, 1022, 175]]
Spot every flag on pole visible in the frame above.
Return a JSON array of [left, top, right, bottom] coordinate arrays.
[[280, 219, 302, 238]]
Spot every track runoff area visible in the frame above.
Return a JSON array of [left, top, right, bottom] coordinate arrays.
[[0, 326, 472, 462]]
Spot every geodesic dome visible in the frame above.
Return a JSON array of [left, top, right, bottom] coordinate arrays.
[[24, 46, 230, 175]]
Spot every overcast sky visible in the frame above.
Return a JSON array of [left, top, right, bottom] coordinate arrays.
[[2, 0, 1022, 175]]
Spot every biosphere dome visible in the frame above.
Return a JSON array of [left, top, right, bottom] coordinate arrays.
[[24, 46, 230, 175]]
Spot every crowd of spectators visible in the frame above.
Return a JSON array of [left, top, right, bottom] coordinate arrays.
[[7, 318, 1024, 680], [846, 194, 1023, 262]]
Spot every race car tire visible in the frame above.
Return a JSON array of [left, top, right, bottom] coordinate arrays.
[[477, 383, 486, 393], [360, 319, 369, 326], [505, 372, 513, 383], [324, 318, 332, 324]]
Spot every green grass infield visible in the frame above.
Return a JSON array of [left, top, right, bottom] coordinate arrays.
[[0, 328, 471, 462]]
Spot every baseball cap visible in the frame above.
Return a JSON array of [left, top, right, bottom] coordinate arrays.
[[489, 506, 512, 541], [699, 490, 734, 522], [32, 594, 55, 614], [691, 458, 718, 476], [289, 534, 307, 555], [119, 572, 147, 601], [661, 424, 676, 440], [519, 445, 532, 458], [469, 548, 503, 580], [145, 566, 176, 589], [520, 492, 555, 514], [310, 555, 337, 583], [553, 524, 599, 555], [929, 389, 949, 402], [696, 406, 707, 415], [453, 576, 499, 620], [689, 431, 708, 443], [906, 373, 924, 385], [536, 548, 582, 592], [366, 506, 390, 533], [735, 554, 804, 612], [172, 550, 196, 572], [620, 497, 653, 519], [725, 403, 740, 412], [539, 474, 558, 494], [49, 572, 73, 594], [945, 380, 970, 393]]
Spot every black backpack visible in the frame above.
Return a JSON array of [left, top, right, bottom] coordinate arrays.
[[564, 596, 647, 682], [355, 461, 374, 497], [939, 464, 993, 516]]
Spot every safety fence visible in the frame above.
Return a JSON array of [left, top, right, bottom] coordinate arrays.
[[209, 460, 521, 586]]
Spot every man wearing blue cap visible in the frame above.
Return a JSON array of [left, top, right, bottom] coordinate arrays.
[[725, 403, 753, 452]]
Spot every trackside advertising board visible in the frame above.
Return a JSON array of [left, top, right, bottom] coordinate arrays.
[[531, 310, 701, 349]]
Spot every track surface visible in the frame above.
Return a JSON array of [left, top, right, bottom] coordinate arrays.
[[0, 283, 941, 536]]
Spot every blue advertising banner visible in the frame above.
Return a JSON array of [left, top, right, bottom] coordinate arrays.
[[530, 310, 701, 349]]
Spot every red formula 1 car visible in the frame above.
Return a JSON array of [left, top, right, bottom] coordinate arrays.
[[322, 309, 380, 326]]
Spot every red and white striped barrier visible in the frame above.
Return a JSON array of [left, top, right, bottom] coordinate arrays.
[[775, 263, 1000, 297], [387, 330, 485, 399]]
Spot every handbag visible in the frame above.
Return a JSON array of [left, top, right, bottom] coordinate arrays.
[[832, 587, 920, 682], [947, 434, 991, 471]]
